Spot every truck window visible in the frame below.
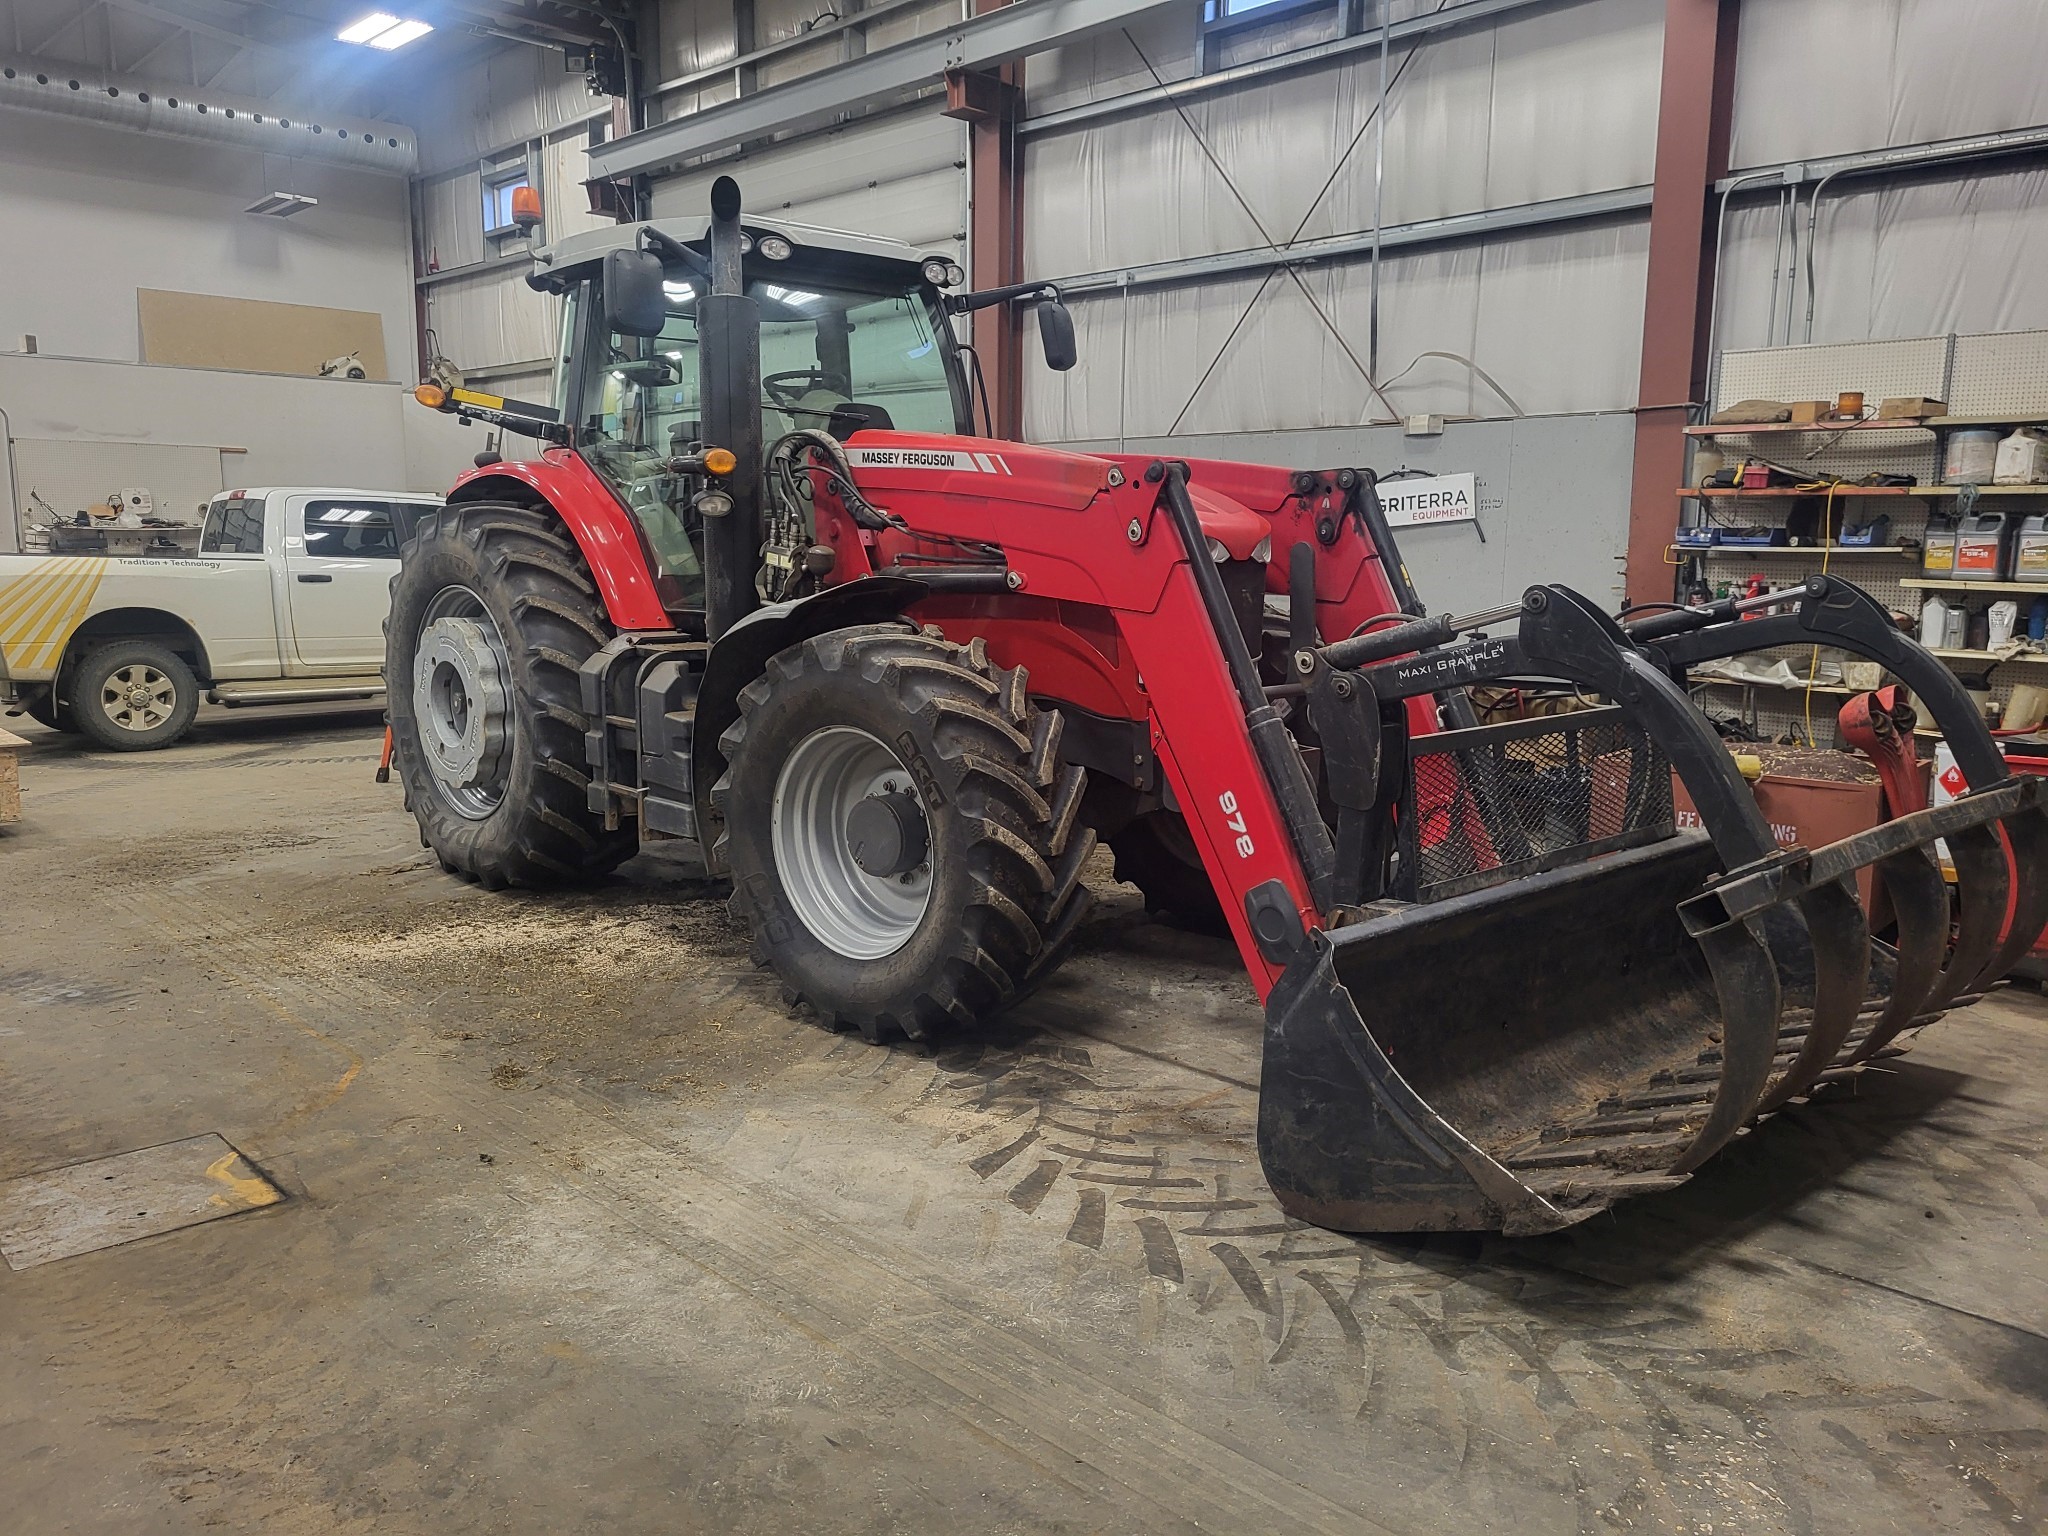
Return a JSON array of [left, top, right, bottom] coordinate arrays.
[[303, 501, 401, 559], [201, 496, 266, 555]]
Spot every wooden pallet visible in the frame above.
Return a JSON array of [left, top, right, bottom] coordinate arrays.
[[0, 726, 23, 826]]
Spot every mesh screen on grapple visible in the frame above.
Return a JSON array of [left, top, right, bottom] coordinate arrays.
[[1405, 718, 1675, 901]]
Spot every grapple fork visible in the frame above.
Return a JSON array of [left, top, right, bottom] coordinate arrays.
[[1258, 575, 2048, 1234]]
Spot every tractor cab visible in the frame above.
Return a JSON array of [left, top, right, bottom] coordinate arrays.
[[530, 216, 975, 612]]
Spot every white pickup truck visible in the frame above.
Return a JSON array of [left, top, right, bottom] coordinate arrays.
[[0, 486, 443, 750]]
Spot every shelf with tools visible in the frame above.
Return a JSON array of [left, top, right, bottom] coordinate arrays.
[[1678, 484, 2048, 499], [1905, 577, 2048, 594], [1669, 543, 1910, 556], [1685, 412, 2048, 437], [1930, 647, 2048, 666], [1685, 676, 1870, 697]]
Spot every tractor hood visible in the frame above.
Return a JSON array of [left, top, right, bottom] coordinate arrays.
[[841, 432, 1270, 557]]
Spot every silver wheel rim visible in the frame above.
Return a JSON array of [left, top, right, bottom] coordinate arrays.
[[100, 663, 177, 733], [771, 726, 933, 959], [412, 587, 512, 821]]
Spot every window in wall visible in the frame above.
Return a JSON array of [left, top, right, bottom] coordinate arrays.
[[1198, 0, 1359, 70], [482, 165, 532, 239], [302, 501, 401, 559]]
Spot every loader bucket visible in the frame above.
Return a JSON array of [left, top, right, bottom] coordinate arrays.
[[1256, 698, 2048, 1237]]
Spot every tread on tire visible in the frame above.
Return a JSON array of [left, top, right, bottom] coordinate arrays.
[[386, 499, 634, 889], [714, 624, 1093, 1043]]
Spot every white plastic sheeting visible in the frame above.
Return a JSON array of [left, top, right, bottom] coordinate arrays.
[[1729, 0, 2048, 170], [419, 169, 487, 275], [647, 107, 967, 255], [1714, 162, 2048, 354], [1026, 214, 1646, 442], [1019, 0, 1658, 442], [407, 46, 607, 176], [1023, 0, 1660, 276], [424, 266, 563, 379]]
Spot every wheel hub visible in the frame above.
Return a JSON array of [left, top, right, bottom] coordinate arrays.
[[772, 727, 934, 959], [847, 790, 929, 878], [101, 664, 176, 732], [413, 611, 509, 816]]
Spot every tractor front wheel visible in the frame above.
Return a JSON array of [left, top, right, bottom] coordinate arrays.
[[386, 500, 634, 888], [714, 625, 1093, 1043]]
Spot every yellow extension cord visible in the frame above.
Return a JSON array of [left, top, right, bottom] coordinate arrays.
[[1801, 482, 1839, 746]]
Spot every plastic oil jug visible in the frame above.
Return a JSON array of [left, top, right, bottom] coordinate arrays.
[[2015, 513, 2048, 584], [1954, 512, 2014, 582], [1922, 512, 1958, 577]]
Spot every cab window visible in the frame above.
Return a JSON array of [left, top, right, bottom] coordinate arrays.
[[303, 501, 401, 559], [201, 496, 266, 555]]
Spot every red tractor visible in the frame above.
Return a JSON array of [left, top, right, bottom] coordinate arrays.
[[392, 178, 2046, 1235]]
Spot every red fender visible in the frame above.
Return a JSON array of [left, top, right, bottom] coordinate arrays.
[[448, 450, 670, 631]]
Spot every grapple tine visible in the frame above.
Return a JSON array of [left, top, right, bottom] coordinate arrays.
[[1927, 822, 2010, 1014], [1977, 804, 2048, 988], [1757, 880, 1870, 1112], [1846, 844, 1951, 1065], [1667, 915, 1784, 1175]]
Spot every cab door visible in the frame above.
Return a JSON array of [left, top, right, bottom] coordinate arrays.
[[283, 496, 403, 672]]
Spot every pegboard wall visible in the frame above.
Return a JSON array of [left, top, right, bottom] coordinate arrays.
[[1692, 329, 2048, 748]]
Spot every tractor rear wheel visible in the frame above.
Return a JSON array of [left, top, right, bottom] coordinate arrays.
[[386, 500, 634, 889], [714, 625, 1093, 1043]]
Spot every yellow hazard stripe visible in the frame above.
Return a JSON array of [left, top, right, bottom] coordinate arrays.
[[451, 387, 506, 410], [3, 572, 95, 673], [0, 561, 105, 675], [16, 572, 103, 672]]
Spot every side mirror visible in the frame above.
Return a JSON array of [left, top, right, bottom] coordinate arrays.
[[1037, 299, 1078, 372], [604, 248, 667, 338]]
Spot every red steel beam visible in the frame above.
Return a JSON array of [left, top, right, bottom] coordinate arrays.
[[959, 0, 1025, 440], [1625, 0, 1741, 608]]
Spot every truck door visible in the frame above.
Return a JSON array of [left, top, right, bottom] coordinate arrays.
[[283, 496, 403, 672]]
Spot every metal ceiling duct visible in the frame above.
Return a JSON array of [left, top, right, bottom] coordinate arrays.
[[0, 51, 418, 174]]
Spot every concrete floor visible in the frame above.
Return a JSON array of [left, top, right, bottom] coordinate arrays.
[[1, 706, 2044, 1534]]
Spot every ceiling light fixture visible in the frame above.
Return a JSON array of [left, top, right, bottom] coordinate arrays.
[[337, 12, 433, 48], [246, 191, 318, 217]]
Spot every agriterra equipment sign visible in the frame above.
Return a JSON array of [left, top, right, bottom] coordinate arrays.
[[1378, 473, 1478, 528]]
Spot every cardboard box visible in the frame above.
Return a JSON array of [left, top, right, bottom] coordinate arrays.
[[1878, 397, 1947, 420], [1788, 399, 1833, 425], [1994, 429, 2048, 485]]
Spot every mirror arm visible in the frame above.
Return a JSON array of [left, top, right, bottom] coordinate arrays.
[[641, 227, 712, 282], [945, 280, 1062, 316]]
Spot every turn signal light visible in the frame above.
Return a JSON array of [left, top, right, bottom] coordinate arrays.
[[413, 383, 448, 409], [703, 447, 738, 476]]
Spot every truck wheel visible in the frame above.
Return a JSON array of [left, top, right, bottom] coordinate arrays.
[[386, 501, 634, 889], [1108, 812, 1228, 932], [71, 640, 199, 751], [714, 625, 1094, 1043]]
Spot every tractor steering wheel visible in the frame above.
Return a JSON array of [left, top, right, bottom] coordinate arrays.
[[763, 368, 838, 411]]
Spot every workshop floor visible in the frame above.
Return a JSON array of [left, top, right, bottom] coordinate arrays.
[[1, 709, 2043, 1534]]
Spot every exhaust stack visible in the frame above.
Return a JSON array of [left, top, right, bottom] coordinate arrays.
[[700, 175, 764, 641]]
